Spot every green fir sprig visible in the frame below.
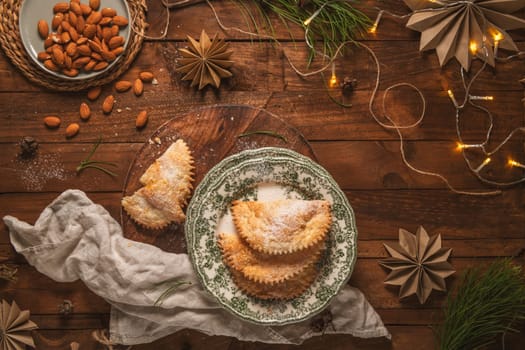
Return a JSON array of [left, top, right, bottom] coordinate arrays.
[[248, 0, 371, 60], [436, 259, 525, 350], [154, 278, 192, 306]]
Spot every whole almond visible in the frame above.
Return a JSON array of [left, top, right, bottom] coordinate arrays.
[[101, 50, 116, 61], [101, 8, 116, 17], [63, 68, 79, 77], [52, 47, 65, 66], [112, 15, 128, 27], [68, 27, 79, 42], [66, 42, 77, 56], [108, 36, 124, 49], [44, 116, 61, 128], [102, 95, 115, 114], [133, 79, 143, 96], [61, 20, 72, 32], [99, 17, 112, 26], [135, 111, 148, 129], [83, 24, 96, 38], [87, 86, 102, 100], [89, 0, 100, 10], [70, 2, 82, 15], [37, 19, 49, 39], [37, 51, 51, 61], [68, 11, 78, 27], [52, 14, 63, 29], [61, 31, 71, 44], [44, 59, 59, 72], [77, 44, 91, 56], [79, 102, 91, 120], [114, 80, 132, 92], [110, 24, 119, 36], [65, 123, 80, 138], [102, 27, 113, 42], [76, 37, 88, 45], [80, 3, 92, 15], [91, 52, 103, 61], [110, 46, 124, 56], [86, 11, 102, 24], [139, 71, 154, 82], [93, 61, 109, 71], [84, 59, 97, 71], [44, 36, 54, 48], [76, 15, 85, 33], [64, 54, 72, 69], [53, 3, 69, 13], [72, 56, 90, 68], [88, 39, 102, 54]]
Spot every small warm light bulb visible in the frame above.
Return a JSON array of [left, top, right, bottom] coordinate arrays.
[[469, 41, 478, 55], [328, 62, 338, 88], [447, 89, 458, 107], [469, 95, 494, 101], [475, 157, 491, 172], [303, 5, 325, 26], [368, 11, 383, 34], [456, 142, 482, 151], [508, 159, 525, 169], [493, 32, 502, 57]]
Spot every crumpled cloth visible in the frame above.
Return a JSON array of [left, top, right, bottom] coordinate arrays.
[[3, 189, 390, 345]]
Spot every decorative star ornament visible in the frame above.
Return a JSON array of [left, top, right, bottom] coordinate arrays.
[[0, 300, 38, 350], [404, 0, 525, 71], [379, 226, 455, 304], [176, 30, 234, 90]]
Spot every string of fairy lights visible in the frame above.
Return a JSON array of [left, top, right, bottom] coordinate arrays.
[[136, 0, 525, 195]]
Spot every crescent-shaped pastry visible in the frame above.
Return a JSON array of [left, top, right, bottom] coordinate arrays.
[[231, 199, 331, 254], [228, 263, 318, 300], [217, 232, 324, 285], [122, 139, 195, 229]]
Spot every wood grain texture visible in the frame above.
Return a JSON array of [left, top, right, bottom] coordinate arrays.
[[0, 0, 524, 348]]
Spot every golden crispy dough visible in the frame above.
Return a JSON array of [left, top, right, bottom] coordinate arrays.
[[228, 263, 318, 300], [217, 233, 324, 284], [231, 200, 331, 254], [122, 139, 194, 229]]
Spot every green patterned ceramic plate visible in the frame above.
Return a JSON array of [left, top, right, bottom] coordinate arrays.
[[185, 147, 357, 325]]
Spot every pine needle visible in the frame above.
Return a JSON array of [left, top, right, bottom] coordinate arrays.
[[76, 137, 118, 177], [154, 278, 192, 306], [436, 259, 525, 350]]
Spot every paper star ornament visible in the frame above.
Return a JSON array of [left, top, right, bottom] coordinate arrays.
[[404, 0, 525, 71], [0, 300, 38, 350], [379, 226, 455, 304], [176, 30, 234, 90]]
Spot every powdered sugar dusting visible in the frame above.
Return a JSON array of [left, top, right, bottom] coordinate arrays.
[[14, 153, 68, 191]]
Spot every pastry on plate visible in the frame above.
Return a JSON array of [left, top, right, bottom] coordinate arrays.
[[217, 232, 324, 285], [122, 139, 194, 229], [231, 199, 331, 254]]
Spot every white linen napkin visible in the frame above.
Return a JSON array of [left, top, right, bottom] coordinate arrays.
[[3, 189, 390, 345]]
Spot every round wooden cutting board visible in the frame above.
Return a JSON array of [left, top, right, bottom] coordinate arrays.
[[121, 105, 316, 253]]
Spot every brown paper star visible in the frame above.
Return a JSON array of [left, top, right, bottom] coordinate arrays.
[[404, 0, 525, 71], [0, 300, 38, 350], [379, 226, 455, 304], [176, 30, 234, 90]]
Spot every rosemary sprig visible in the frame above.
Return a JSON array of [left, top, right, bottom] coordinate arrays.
[[238, 130, 288, 143], [435, 259, 525, 350], [76, 138, 118, 177], [154, 278, 192, 306]]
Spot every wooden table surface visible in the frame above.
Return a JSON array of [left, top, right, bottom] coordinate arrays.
[[1, 1, 524, 349]]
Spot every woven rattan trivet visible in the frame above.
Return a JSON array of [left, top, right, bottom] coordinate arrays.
[[0, 0, 146, 91]]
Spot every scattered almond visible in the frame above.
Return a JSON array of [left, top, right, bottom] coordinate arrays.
[[79, 102, 91, 120], [65, 123, 80, 138], [37, 20, 49, 39], [102, 95, 115, 114], [139, 71, 154, 83], [87, 86, 102, 100], [44, 116, 61, 128], [135, 111, 148, 129], [114, 80, 132, 92], [133, 79, 143, 96]]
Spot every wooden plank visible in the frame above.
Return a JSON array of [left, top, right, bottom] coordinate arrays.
[[2, 258, 524, 314], [1, 88, 523, 142], [2, 40, 525, 93], [2, 189, 523, 245], [1, 141, 523, 192]]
